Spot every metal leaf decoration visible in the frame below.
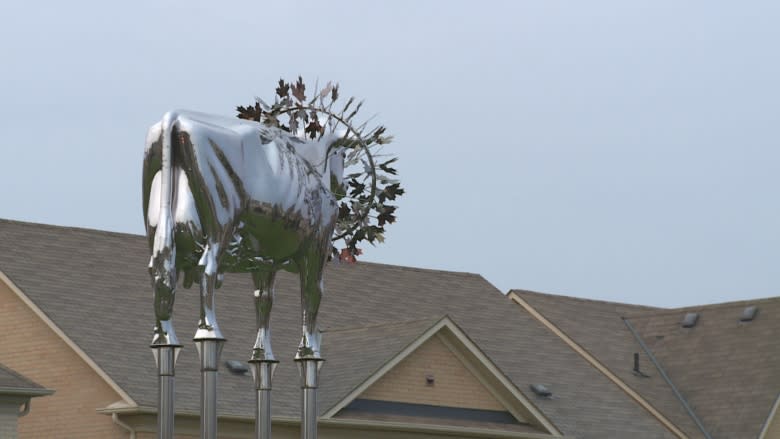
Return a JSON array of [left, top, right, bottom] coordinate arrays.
[[236, 77, 404, 262]]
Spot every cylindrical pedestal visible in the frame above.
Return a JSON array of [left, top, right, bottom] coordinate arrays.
[[195, 339, 225, 439], [296, 358, 323, 439], [249, 360, 278, 439], [152, 345, 180, 439]]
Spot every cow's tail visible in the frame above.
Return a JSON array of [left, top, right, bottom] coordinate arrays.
[[150, 111, 179, 346]]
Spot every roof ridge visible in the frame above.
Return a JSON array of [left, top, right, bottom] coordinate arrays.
[[342, 258, 487, 279], [511, 289, 664, 311], [670, 295, 780, 311], [624, 295, 780, 320], [0, 217, 142, 240]]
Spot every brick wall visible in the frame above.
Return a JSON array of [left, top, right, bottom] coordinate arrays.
[[0, 279, 128, 438], [359, 335, 505, 411]]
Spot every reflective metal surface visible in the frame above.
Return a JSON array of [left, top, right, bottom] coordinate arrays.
[[250, 360, 278, 439], [144, 110, 343, 439], [297, 359, 323, 439], [144, 110, 342, 355], [152, 345, 179, 439], [195, 339, 224, 439]]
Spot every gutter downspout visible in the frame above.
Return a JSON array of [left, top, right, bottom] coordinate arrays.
[[112, 413, 136, 439], [623, 318, 713, 439], [18, 400, 30, 417]]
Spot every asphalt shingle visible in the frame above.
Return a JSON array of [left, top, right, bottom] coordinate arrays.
[[0, 219, 679, 438], [515, 290, 705, 439], [628, 298, 780, 439], [0, 362, 47, 392], [515, 288, 780, 439]]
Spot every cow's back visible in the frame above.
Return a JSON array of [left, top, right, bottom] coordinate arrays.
[[143, 110, 338, 273]]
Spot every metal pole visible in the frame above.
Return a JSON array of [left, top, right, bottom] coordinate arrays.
[[152, 345, 179, 439], [296, 358, 323, 439], [249, 359, 278, 439], [195, 339, 224, 439]]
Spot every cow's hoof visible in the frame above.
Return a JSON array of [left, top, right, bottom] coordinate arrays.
[[193, 324, 225, 341], [151, 326, 180, 348], [294, 346, 322, 361], [250, 347, 276, 362]]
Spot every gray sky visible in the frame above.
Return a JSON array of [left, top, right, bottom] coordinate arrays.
[[1, 1, 778, 307]]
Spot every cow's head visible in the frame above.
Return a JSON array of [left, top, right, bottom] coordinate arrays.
[[292, 133, 346, 197], [325, 136, 346, 199]]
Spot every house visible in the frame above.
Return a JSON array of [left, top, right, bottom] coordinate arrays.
[[0, 363, 52, 439], [0, 218, 777, 438]]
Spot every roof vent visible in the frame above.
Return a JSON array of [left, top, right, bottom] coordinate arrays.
[[225, 360, 249, 375], [632, 352, 650, 378], [681, 312, 699, 328], [740, 306, 758, 322], [530, 383, 552, 398]]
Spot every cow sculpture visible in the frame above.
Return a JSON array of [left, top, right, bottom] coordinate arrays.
[[142, 110, 345, 362]]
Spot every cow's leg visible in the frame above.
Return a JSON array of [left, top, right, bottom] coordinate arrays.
[[295, 248, 327, 360], [294, 245, 327, 439], [148, 113, 180, 348], [150, 244, 178, 346], [194, 242, 225, 341], [151, 268, 178, 347], [193, 241, 225, 439], [251, 270, 276, 361], [149, 200, 179, 347], [249, 270, 277, 439]]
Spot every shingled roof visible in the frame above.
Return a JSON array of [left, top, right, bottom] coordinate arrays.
[[628, 297, 780, 439], [0, 219, 684, 438], [512, 289, 780, 439], [0, 363, 53, 397]]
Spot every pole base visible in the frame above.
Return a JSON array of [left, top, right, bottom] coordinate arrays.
[[296, 358, 324, 439], [151, 345, 180, 439], [195, 339, 225, 439]]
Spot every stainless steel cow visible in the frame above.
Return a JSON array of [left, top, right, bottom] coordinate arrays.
[[142, 110, 344, 362]]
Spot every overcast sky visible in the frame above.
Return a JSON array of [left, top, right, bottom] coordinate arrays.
[[1, 1, 778, 307]]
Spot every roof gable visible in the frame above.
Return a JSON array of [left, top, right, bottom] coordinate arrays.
[[0, 270, 132, 405], [323, 316, 561, 435]]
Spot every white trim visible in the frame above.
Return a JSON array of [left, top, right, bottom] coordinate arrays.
[[0, 270, 136, 406], [435, 321, 562, 436], [320, 417, 565, 438], [321, 316, 562, 436], [759, 393, 780, 439], [104, 411, 565, 439], [509, 292, 688, 439]]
